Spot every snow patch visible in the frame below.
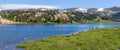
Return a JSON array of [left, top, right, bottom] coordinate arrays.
[[76, 8, 87, 12], [0, 9, 2, 11], [97, 8, 104, 11]]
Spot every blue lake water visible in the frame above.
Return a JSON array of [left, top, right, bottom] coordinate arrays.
[[0, 23, 120, 50]]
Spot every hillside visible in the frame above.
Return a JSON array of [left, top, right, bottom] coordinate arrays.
[[0, 16, 23, 24], [0, 7, 120, 24]]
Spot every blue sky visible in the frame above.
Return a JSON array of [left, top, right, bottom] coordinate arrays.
[[0, 0, 120, 9]]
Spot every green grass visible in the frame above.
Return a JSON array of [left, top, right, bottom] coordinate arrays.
[[17, 27, 120, 50]]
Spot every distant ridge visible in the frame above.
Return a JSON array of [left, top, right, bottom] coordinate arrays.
[[0, 6, 120, 24]]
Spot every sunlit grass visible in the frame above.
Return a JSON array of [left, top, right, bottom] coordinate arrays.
[[17, 27, 120, 50]]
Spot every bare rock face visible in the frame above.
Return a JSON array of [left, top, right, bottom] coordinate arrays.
[[106, 6, 120, 12], [0, 16, 23, 24], [55, 12, 69, 20]]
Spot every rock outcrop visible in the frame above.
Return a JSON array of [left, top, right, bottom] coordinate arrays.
[[0, 16, 23, 24]]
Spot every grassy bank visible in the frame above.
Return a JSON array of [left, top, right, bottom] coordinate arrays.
[[17, 27, 120, 50]]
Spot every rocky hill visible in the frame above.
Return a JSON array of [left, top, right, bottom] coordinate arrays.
[[0, 7, 120, 24]]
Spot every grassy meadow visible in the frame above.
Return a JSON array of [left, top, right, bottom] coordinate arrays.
[[17, 27, 120, 50]]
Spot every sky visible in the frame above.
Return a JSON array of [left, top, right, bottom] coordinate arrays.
[[0, 0, 120, 9]]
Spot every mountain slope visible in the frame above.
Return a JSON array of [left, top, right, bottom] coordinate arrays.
[[0, 16, 24, 24], [0, 6, 120, 24]]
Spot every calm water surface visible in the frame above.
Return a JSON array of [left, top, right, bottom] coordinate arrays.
[[0, 23, 120, 50]]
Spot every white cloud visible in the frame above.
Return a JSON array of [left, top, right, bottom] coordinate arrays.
[[0, 4, 58, 9]]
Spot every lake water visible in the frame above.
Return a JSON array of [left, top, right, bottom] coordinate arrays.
[[0, 23, 120, 50]]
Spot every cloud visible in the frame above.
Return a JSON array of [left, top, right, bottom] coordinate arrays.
[[0, 4, 58, 9]]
